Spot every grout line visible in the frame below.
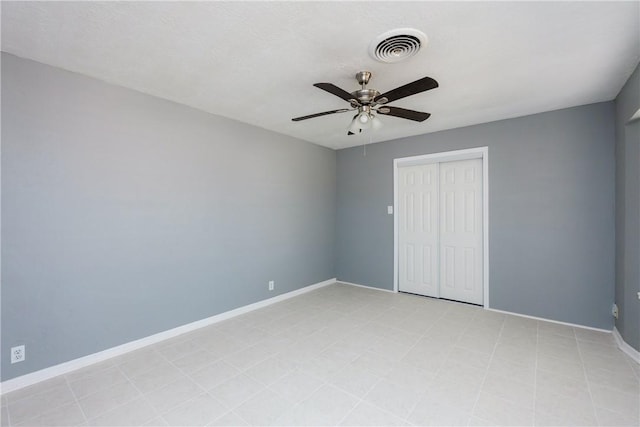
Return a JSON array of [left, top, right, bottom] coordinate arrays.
[[574, 329, 599, 426], [467, 311, 506, 425], [62, 375, 89, 426], [101, 356, 162, 426], [351, 302, 452, 425]]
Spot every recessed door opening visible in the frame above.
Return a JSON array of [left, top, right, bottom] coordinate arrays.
[[393, 147, 489, 308]]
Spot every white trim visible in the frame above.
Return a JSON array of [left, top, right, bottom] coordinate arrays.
[[393, 147, 490, 308], [0, 278, 336, 394], [613, 327, 640, 364], [336, 280, 396, 293], [486, 308, 611, 333]]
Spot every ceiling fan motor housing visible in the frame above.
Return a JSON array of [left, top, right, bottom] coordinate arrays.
[[352, 89, 380, 105]]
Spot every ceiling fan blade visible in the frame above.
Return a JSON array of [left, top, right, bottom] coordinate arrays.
[[313, 83, 357, 103], [292, 108, 352, 121], [375, 76, 438, 103], [377, 106, 431, 122]]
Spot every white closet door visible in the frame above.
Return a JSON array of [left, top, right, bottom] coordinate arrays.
[[439, 159, 483, 305], [398, 164, 439, 297]]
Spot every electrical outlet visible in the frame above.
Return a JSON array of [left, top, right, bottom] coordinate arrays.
[[11, 345, 25, 364], [612, 303, 619, 319], [268, 280, 275, 291]]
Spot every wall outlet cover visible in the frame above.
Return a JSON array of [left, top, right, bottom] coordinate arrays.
[[11, 345, 25, 364]]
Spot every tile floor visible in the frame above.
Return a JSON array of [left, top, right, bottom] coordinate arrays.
[[1, 283, 639, 426]]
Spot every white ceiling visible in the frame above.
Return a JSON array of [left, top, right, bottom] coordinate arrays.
[[2, 1, 639, 150]]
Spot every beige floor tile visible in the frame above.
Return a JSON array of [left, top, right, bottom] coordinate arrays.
[[234, 388, 291, 426], [538, 333, 577, 350], [473, 391, 534, 426], [535, 389, 597, 426], [488, 356, 536, 385], [536, 353, 585, 379], [87, 397, 157, 426], [161, 393, 227, 426], [117, 349, 166, 378], [409, 400, 473, 426], [199, 335, 248, 358], [224, 343, 276, 371], [328, 363, 381, 398], [481, 373, 535, 409], [189, 360, 240, 391], [594, 405, 640, 427], [538, 342, 582, 362], [129, 362, 185, 394], [493, 342, 537, 365], [77, 380, 141, 419], [422, 377, 481, 408], [208, 411, 249, 426], [499, 332, 538, 349], [298, 353, 350, 381], [456, 334, 499, 355], [7, 384, 76, 425], [142, 416, 169, 426], [64, 360, 116, 383], [269, 369, 325, 404], [350, 350, 396, 376], [447, 346, 493, 369], [275, 384, 359, 426], [589, 384, 640, 420], [4, 377, 68, 404], [15, 401, 86, 427], [585, 365, 640, 394], [154, 338, 203, 362], [144, 376, 204, 413], [68, 366, 129, 400], [339, 401, 408, 426], [534, 410, 595, 426], [243, 356, 296, 386], [536, 369, 590, 402], [170, 349, 217, 374], [538, 321, 575, 338], [208, 374, 263, 409], [363, 378, 423, 419], [383, 360, 435, 392], [574, 328, 615, 345]]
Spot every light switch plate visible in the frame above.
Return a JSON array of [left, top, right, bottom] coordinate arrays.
[[387, 206, 393, 215]]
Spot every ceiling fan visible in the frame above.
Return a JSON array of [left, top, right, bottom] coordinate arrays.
[[292, 71, 438, 135]]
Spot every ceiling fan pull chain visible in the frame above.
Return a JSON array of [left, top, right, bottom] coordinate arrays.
[[363, 132, 372, 156]]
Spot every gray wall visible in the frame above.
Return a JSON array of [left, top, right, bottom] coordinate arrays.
[[336, 103, 616, 330], [615, 61, 640, 351], [1, 53, 336, 381]]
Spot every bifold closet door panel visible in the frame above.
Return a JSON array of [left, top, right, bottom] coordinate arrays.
[[439, 159, 483, 305], [398, 164, 439, 297]]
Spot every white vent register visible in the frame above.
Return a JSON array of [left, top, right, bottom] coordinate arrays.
[[369, 28, 427, 63]]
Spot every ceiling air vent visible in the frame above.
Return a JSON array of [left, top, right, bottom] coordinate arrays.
[[369, 28, 427, 63]]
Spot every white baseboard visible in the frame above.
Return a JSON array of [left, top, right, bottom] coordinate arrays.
[[486, 308, 611, 333], [613, 327, 640, 364], [338, 282, 612, 334], [336, 280, 396, 293], [0, 278, 336, 394]]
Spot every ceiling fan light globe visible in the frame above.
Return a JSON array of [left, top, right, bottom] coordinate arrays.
[[358, 113, 370, 124], [348, 117, 361, 134], [372, 115, 383, 131]]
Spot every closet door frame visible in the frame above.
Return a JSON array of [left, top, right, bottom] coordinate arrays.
[[393, 147, 490, 308]]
